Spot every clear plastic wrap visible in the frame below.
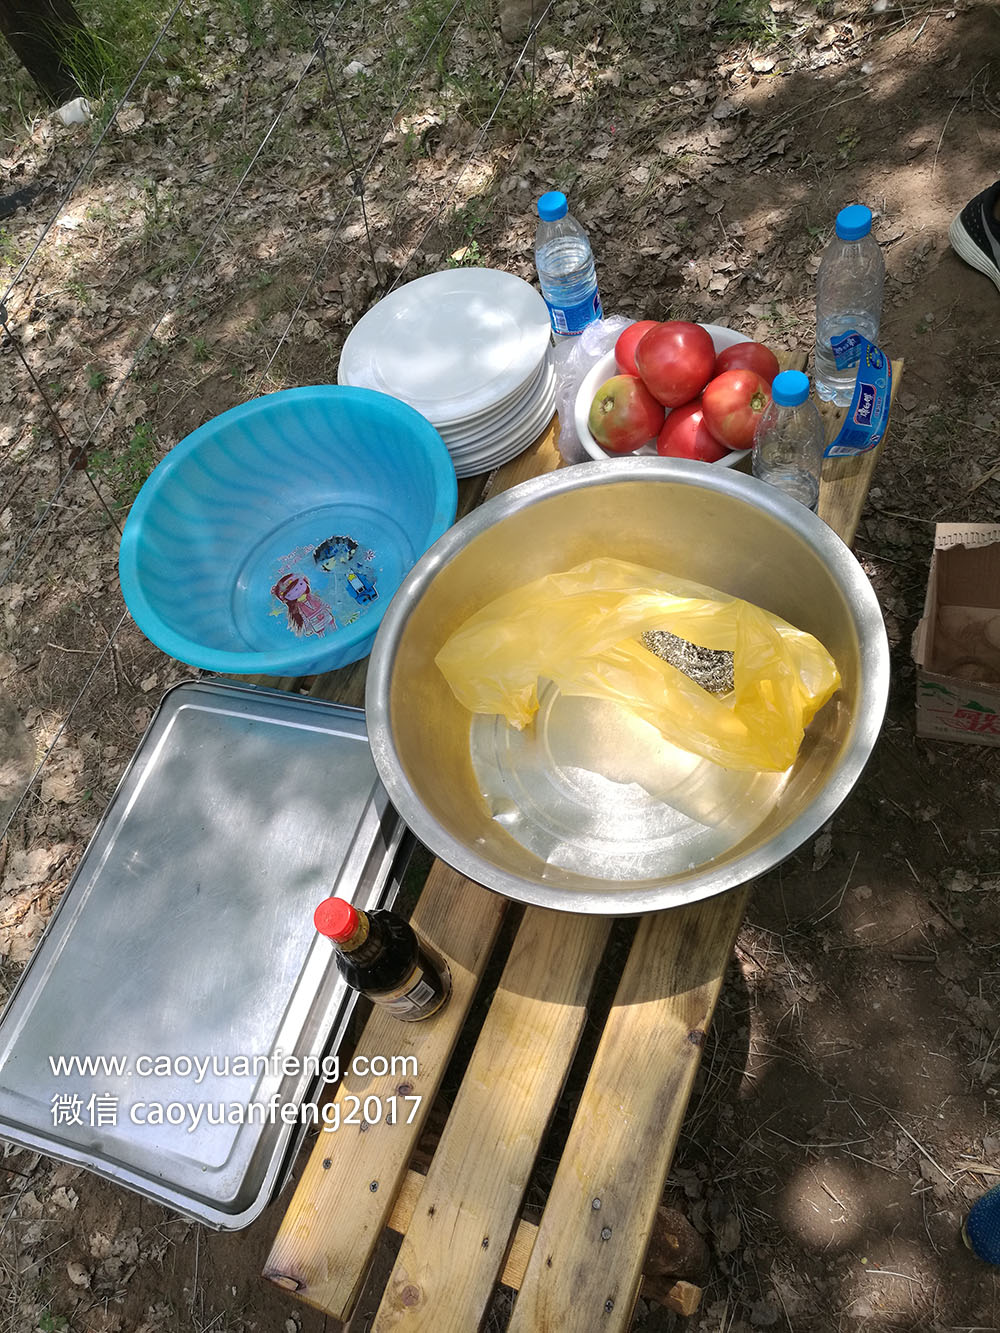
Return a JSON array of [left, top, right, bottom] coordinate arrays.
[[551, 316, 633, 462]]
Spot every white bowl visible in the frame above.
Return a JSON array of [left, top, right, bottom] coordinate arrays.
[[574, 322, 751, 466]]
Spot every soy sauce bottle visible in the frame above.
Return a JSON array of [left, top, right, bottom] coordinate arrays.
[[313, 898, 450, 1022]]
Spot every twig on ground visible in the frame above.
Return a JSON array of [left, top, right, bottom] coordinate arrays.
[[812, 852, 860, 927], [863, 1267, 926, 1285], [885, 1110, 957, 1185]]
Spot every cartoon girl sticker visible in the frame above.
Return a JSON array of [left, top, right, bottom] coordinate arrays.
[[270, 572, 337, 638]]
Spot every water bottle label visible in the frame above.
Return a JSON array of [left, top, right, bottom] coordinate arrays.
[[544, 288, 602, 335], [824, 338, 892, 457], [830, 328, 866, 370]]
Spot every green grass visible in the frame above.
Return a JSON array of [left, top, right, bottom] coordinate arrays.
[[710, 0, 776, 43], [88, 421, 157, 512], [0, 227, 21, 268]]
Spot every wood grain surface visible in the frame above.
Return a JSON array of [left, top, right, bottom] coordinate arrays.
[[505, 887, 750, 1333], [262, 863, 505, 1318], [372, 909, 610, 1331]]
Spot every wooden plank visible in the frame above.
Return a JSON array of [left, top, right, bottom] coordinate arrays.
[[818, 356, 903, 546], [506, 886, 749, 1333], [262, 409, 564, 1317], [481, 411, 563, 500], [499, 353, 903, 1332], [242, 673, 305, 693], [385, 1169, 701, 1319], [372, 908, 611, 1331], [262, 862, 506, 1318]]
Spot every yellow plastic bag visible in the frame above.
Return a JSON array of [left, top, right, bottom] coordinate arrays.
[[435, 557, 841, 772]]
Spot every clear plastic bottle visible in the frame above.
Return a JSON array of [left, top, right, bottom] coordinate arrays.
[[534, 191, 602, 340], [814, 204, 885, 405], [752, 369, 825, 512]]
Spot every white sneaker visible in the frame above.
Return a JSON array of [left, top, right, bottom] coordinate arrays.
[[949, 180, 1000, 293]]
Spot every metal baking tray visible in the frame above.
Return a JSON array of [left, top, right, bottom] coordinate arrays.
[[0, 680, 409, 1228]]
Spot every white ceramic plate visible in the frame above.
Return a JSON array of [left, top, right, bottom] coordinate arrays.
[[452, 410, 554, 478], [448, 376, 557, 473], [439, 355, 553, 446], [574, 323, 752, 467], [443, 363, 556, 456], [338, 268, 552, 426]]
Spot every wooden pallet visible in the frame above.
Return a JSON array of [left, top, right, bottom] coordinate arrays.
[[263, 351, 902, 1331]]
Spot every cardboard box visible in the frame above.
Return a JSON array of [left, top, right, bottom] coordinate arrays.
[[912, 523, 1000, 745]]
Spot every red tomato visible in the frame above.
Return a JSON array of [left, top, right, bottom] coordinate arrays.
[[701, 369, 771, 450], [634, 321, 716, 407], [713, 340, 780, 385], [614, 320, 660, 377], [656, 398, 731, 463], [588, 374, 665, 454]]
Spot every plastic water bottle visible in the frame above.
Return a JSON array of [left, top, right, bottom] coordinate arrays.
[[752, 369, 825, 512], [534, 191, 602, 340], [814, 204, 885, 406]]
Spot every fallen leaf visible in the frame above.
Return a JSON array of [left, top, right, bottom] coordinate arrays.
[[712, 98, 740, 120], [116, 105, 145, 134], [714, 1211, 741, 1254], [812, 829, 833, 872]]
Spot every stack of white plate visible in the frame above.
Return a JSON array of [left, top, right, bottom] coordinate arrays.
[[338, 268, 555, 479]]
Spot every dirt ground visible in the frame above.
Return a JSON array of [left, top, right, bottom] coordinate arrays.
[[2, 1, 1000, 1330]]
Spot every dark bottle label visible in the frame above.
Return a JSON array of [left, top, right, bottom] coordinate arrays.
[[368, 950, 451, 1021], [335, 911, 451, 1022]]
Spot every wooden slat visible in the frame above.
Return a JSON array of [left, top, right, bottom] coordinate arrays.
[[372, 909, 611, 1331], [262, 862, 506, 1318], [506, 886, 749, 1333], [385, 1169, 701, 1319], [498, 351, 899, 1332], [242, 673, 305, 693], [262, 409, 565, 1319], [481, 412, 563, 499]]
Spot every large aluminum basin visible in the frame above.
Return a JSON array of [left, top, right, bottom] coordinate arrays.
[[366, 459, 888, 914]]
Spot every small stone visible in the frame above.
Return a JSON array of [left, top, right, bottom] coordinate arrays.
[[67, 1259, 90, 1287]]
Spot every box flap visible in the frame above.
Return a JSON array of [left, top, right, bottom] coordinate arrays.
[[932, 523, 1000, 609], [934, 522, 1000, 550]]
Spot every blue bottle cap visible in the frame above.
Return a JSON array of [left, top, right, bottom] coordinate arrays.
[[537, 191, 568, 221], [835, 204, 873, 241], [771, 369, 810, 407]]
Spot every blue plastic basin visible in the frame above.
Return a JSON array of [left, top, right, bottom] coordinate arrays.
[[119, 385, 458, 676]]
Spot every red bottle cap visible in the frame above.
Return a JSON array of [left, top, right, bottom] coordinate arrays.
[[314, 897, 359, 941]]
